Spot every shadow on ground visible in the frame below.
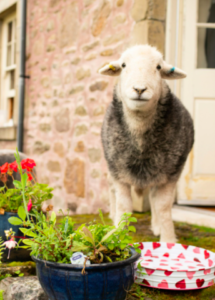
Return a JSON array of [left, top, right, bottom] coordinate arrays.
[[71, 211, 215, 300]]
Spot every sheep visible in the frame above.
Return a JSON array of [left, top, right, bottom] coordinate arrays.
[[99, 45, 194, 242]]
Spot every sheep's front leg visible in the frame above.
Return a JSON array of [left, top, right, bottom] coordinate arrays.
[[114, 181, 133, 227], [153, 182, 177, 242]]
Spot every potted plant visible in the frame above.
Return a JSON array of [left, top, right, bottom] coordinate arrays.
[[0, 150, 53, 262], [7, 152, 141, 300]]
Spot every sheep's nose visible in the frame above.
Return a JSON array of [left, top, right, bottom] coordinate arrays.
[[133, 87, 147, 95]]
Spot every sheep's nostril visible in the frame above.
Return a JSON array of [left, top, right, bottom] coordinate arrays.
[[133, 87, 147, 95]]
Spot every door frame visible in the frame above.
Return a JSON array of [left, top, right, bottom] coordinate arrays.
[[166, 0, 215, 206]]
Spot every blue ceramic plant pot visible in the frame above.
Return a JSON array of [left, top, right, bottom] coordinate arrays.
[[0, 212, 31, 262], [32, 248, 140, 300]]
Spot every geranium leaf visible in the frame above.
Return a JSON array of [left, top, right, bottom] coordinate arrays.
[[13, 180, 22, 189], [18, 206, 26, 221], [128, 226, 136, 233], [8, 217, 23, 225]]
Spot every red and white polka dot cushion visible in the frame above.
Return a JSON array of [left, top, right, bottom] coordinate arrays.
[[135, 242, 215, 290]]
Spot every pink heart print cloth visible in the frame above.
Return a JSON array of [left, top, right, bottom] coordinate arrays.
[[135, 242, 215, 290]]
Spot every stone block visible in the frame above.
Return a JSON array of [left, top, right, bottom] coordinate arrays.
[[74, 141, 85, 152], [71, 57, 81, 65], [0, 276, 48, 300], [33, 141, 50, 155], [85, 53, 97, 61], [50, 0, 58, 7], [68, 202, 78, 212], [82, 40, 99, 52], [39, 123, 51, 131], [116, 0, 124, 6], [103, 32, 125, 46], [91, 0, 111, 37], [40, 77, 49, 88], [100, 49, 114, 56], [69, 85, 84, 95], [46, 44, 56, 52], [75, 106, 87, 116], [75, 125, 88, 136], [93, 106, 105, 116], [148, 20, 165, 54], [76, 68, 91, 80], [59, 2, 79, 48], [54, 107, 70, 132], [131, 21, 148, 46], [77, 203, 89, 214], [84, 0, 96, 6], [63, 46, 76, 54], [54, 142, 65, 157], [89, 80, 108, 91], [131, 0, 147, 22], [91, 169, 100, 178], [112, 13, 126, 27], [64, 158, 85, 197], [46, 20, 54, 32], [148, 0, 167, 21], [130, 19, 165, 54], [47, 160, 61, 172], [88, 148, 102, 163]]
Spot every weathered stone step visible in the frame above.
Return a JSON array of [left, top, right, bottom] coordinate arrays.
[[0, 276, 48, 300]]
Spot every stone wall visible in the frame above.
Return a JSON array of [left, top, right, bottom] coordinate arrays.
[[24, 0, 167, 214]]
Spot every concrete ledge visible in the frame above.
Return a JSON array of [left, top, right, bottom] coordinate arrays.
[[0, 0, 17, 15], [0, 126, 17, 140], [172, 205, 215, 229]]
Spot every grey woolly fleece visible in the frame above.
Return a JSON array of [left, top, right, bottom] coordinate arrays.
[[101, 85, 194, 189]]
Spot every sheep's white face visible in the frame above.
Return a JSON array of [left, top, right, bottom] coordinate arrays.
[[99, 45, 187, 112]]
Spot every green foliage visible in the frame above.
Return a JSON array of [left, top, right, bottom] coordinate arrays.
[[128, 284, 146, 300], [0, 290, 3, 300], [0, 182, 53, 213], [9, 210, 140, 265], [0, 149, 53, 213], [14, 270, 24, 277], [71, 212, 141, 264]]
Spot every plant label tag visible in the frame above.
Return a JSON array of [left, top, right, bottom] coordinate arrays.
[[70, 252, 90, 265]]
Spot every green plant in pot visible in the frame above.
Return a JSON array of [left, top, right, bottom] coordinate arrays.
[[7, 152, 141, 300], [0, 149, 53, 262]]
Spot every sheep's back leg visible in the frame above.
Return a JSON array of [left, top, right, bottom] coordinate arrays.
[[108, 173, 116, 221], [114, 181, 132, 227], [149, 187, 161, 236], [153, 182, 177, 243]]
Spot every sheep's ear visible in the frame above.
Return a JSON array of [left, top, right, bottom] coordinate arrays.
[[99, 61, 122, 76], [161, 61, 187, 80]]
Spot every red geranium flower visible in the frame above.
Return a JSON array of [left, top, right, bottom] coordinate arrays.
[[21, 159, 36, 171], [9, 161, 18, 173], [27, 173, 33, 181], [1, 163, 9, 174]]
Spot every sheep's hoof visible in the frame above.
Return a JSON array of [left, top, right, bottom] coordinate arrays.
[[160, 236, 177, 243], [151, 225, 161, 237]]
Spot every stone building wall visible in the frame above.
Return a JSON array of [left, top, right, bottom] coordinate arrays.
[[23, 0, 167, 214]]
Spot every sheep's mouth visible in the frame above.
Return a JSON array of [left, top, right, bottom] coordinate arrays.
[[131, 98, 148, 102]]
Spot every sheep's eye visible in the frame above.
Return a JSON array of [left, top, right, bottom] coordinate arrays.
[[157, 65, 161, 70], [122, 63, 126, 68]]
